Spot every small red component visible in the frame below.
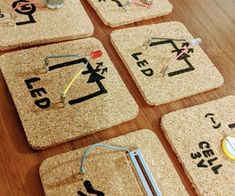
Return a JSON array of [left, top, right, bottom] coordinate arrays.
[[89, 50, 102, 59]]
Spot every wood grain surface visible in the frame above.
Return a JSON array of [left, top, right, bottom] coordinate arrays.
[[0, 0, 234, 195]]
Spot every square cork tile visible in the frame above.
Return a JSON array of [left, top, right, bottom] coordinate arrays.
[[87, 0, 172, 27], [111, 22, 224, 106], [0, 38, 139, 149], [40, 129, 188, 196], [161, 95, 235, 195], [0, 0, 94, 50]]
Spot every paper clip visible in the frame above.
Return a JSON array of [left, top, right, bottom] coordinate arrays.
[[161, 37, 202, 77], [80, 143, 162, 196], [129, 149, 162, 196], [123, 0, 152, 11], [44, 50, 103, 104]]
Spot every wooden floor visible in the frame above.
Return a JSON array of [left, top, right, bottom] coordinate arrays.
[[0, 0, 234, 195]]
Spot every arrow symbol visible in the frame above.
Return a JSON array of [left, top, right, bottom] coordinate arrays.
[[187, 48, 194, 53], [182, 42, 189, 47], [77, 180, 104, 196], [101, 68, 108, 75]]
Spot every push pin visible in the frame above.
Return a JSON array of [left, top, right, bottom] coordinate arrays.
[[42, 0, 64, 9], [161, 37, 202, 77], [59, 50, 102, 105], [221, 136, 235, 161], [123, 0, 151, 11]]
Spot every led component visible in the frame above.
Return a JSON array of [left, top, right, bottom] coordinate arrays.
[[89, 50, 103, 59], [189, 37, 202, 46]]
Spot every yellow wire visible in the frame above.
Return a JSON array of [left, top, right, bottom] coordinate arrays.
[[61, 63, 87, 98]]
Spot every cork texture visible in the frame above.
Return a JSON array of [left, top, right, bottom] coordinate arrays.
[[0, 0, 94, 50], [0, 38, 138, 149], [40, 129, 188, 196], [87, 0, 172, 27], [161, 95, 235, 195], [111, 22, 224, 106]]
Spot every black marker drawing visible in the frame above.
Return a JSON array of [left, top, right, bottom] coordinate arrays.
[[191, 141, 223, 174], [98, 0, 123, 7], [0, 9, 4, 18], [48, 58, 108, 105], [12, 0, 36, 26], [24, 77, 51, 109], [171, 42, 194, 60], [205, 113, 221, 129], [228, 123, 235, 129], [131, 52, 154, 77], [96, 62, 108, 75], [149, 39, 195, 77], [132, 52, 143, 61], [77, 180, 104, 196]]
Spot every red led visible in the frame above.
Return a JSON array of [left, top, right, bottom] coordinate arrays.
[[90, 50, 102, 59]]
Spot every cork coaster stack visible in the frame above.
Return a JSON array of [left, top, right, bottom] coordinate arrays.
[[0, 0, 94, 50], [111, 22, 224, 106], [40, 129, 188, 195], [87, 0, 172, 27], [161, 95, 235, 195], [0, 38, 138, 149]]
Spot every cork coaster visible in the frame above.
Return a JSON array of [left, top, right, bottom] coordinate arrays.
[[0, 38, 138, 149], [111, 22, 224, 106], [161, 95, 235, 195], [0, 0, 94, 50], [87, 0, 172, 27], [40, 129, 188, 195]]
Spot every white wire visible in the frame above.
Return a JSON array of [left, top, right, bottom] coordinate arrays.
[[80, 143, 129, 173]]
